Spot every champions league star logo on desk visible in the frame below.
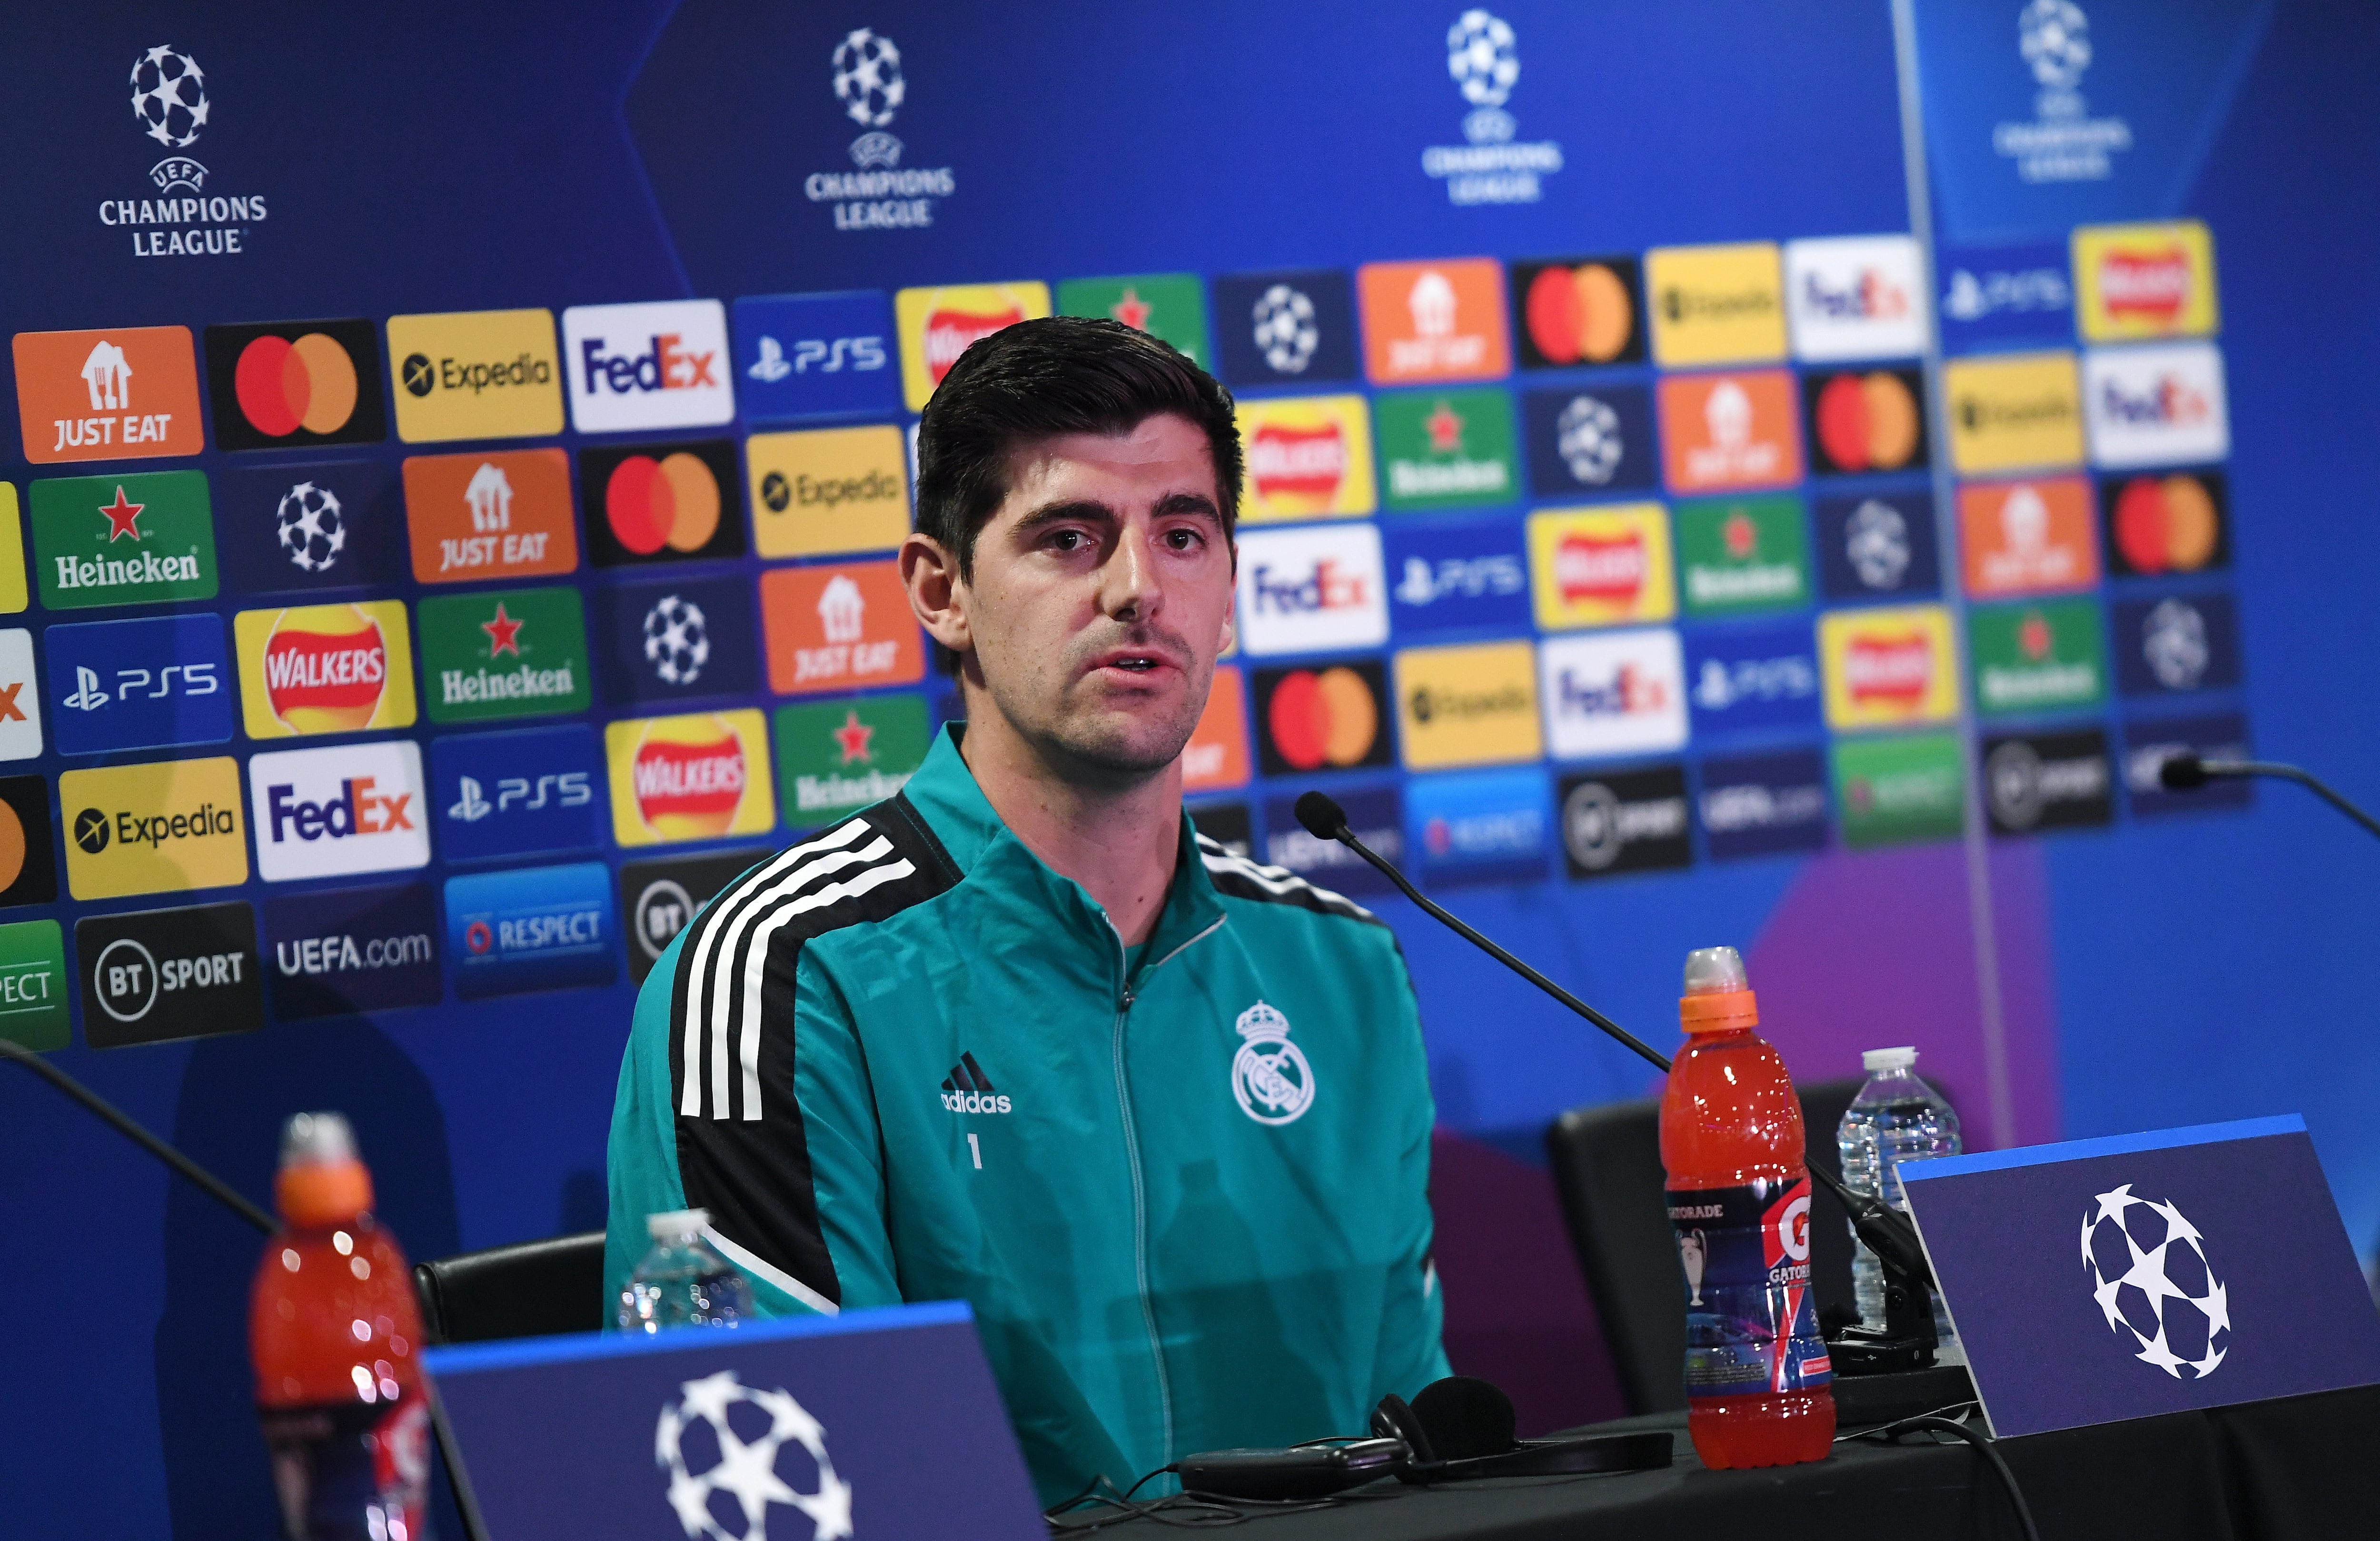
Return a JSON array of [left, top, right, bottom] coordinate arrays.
[[1230, 1001, 1317, 1126], [656, 1369, 854, 1541], [2081, 1184, 2231, 1380]]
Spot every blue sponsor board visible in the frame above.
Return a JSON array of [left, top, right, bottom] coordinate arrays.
[[2112, 589, 2242, 696], [1934, 241, 2075, 349], [1210, 270, 1359, 388], [45, 615, 234, 756], [1814, 487, 1941, 602], [1261, 785, 1400, 897], [1523, 383, 1657, 497], [262, 881, 443, 1020], [446, 861, 615, 999], [1382, 518, 1530, 637], [1685, 620, 1822, 737], [2122, 711, 2251, 816], [1698, 747, 1831, 860], [730, 290, 898, 421], [431, 724, 604, 863], [216, 459, 409, 597], [594, 574, 760, 706], [1407, 768, 1549, 888]]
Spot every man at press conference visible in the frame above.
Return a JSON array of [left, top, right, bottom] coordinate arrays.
[[605, 316, 1450, 1502]]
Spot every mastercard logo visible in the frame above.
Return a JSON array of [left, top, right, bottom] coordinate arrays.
[[1813, 371, 1921, 473], [2111, 473, 2220, 575], [630, 716, 748, 838], [234, 332, 360, 438], [606, 452, 721, 556], [1524, 263, 1635, 366], [0, 799, 23, 891], [1265, 666, 1380, 771]]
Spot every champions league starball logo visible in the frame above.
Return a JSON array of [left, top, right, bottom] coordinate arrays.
[[129, 45, 208, 148], [1994, 0, 2131, 183], [656, 1370, 854, 1541], [807, 26, 955, 229], [1230, 1001, 1316, 1126], [107, 45, 270, 255], [2081, 1184, 2231, 1380], [1421, 10, 1562, 205]]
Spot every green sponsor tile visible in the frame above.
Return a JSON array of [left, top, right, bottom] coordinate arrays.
[[774, 695, 931, 824], [1375, 388, 1518, 512], [1674, 494, 1809, 616], [0, 919, 69, 1050], [417, 586, 591, 725], [30, 470, 218, 609], [1833, 732, 1965, 849], [1056, 274, 1210, 369], [1968, 597, 2106, 716]]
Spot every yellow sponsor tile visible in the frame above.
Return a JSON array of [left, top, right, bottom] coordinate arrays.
[[605, 709, 776, 848], [1237, 395, 1377, 522], [60, 756, 248, 899], [1643, 242, 1788, 366], [893, 282, 1052, 413], [2072, 221, 2218, 342], [384, 308, 564, 444], [1942, 351, 2084, 474], [0, 484, 24, 613], [233, 602, 417, 739], [1817, 605, 1959, 730], [1526, 504, 1675, 630], [1394, 641, 1542, 769], [746, 425, 910, 558]]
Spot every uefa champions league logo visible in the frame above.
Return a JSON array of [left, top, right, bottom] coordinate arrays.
[[1995, 0, 2128, 182], [656, 1370, 854, 1541], [1422, 10, 1561, 205], [276, 482, 347, 575], [129, 45, 208, 149], [809, 26, 953, 229], [644, 595, 712, 686], [1446, 10, 1518, 144], [2081, 1185, 2230, 1380], [2019, 0, 2092, 92]]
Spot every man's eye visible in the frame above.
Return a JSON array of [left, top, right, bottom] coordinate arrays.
[[1164, 528, 1202, 550], [1047, 529, 1086, 552]]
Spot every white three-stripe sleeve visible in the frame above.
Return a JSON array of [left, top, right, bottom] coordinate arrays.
[[735, 856, 917, 1120]]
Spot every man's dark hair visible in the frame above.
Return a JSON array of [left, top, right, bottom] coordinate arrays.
[[914, 317, 1241, 582]]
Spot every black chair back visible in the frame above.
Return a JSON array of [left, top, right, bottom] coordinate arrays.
[[412, 1230, 608, 1345]]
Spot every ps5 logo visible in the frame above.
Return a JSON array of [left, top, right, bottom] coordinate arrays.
[[447, 772, 592, 824], [64, 661, 220, 711], [748, 334, 888, 382]]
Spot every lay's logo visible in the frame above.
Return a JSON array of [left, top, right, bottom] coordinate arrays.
[[2073, 222, 2218, 342], [1236, 396, 1376, 521], [605, 709, 775, 848], [1818, 605, 1957, 730], [234, 602, 417, 738], [893, 282, 1052, 411]]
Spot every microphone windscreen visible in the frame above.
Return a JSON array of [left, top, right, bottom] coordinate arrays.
[[1293, 791, 1349, 840], [1408, 1376, 1516, 1462], [2159, 752, 2209, 791]]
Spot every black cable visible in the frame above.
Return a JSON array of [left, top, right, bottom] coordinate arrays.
[[0, 1038, 277, 1234], [1857, 1409, 2042, 1541], [1045, 1464, 1402, 1535], [2214, 759, 2380, 842]]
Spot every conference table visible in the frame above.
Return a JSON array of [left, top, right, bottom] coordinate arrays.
[[1065, 1383, 2377, 1540]]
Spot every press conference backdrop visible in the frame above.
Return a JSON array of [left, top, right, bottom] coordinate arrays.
[[2, 1, 2372, 1533]]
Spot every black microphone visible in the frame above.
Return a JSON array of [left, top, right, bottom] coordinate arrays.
[[2158, 752, 2380, 842]]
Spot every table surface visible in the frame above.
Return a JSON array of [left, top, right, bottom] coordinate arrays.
[[1063, 1384, 2380, 1541]]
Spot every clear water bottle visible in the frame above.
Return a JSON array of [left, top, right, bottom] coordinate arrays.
[[617, 1208, 754, 1332], [1836, 1047, 1962, 1357]]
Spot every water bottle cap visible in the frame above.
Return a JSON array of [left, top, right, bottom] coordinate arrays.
[[1681, 946, 1748, 994], [1678, 946, 1758, 1031], [646, 1208, 710, 1240], [1862, 1046, 1918, 1072], [279, 1110, 357, 1167]]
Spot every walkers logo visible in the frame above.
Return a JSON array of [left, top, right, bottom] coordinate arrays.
[[561, 301, 734, 434], [0, 485, 24, 614], [1643, 243, 1787, 367], [61, 756, 246, 900], [1984, 728, 2112, 835], [383, 308, 563, 444], [1538, 628, 1687, 761], [1236, 524, 1388, 656], [433, 724, 602, 864], [12, 326, 205, 463], [1263, 785, 1401, 896], [448, 862, 615, 999], [1959, 477, 2100, 596], [759, 561, 924, 695], [893, 282, 1051, 412], [748, 425, 909, 558], [2103, 469, 2228, 577], [581, 439, 746, 568], [1409, 767, 1549, 888], [1557, 765, 1692, 878], [201, 319, 385, 451], [76, 901, 262, 1049], [1212, 271, 1359, 386], [2082, 342, 2229, 469], [1425, 10, 1566, 206], [417, 586, 591, 725], [1659, 371, 1801, 493], [619, 846, 773, 983], [1386, 520, 1529, 636], [234, 603, 416, 737], [1686, 621, 1822, 737], [597, 576, 759, 706], [248, 740, 430, 884], [733, 290, 898, 422], [0, 919, 68, 1051], [30, 471, 217, 610], [263, 882, 442, 1021], [1939, 240, 2074, 348], [1356, 259, 1509, 385], [1943, 351, 2083, 473], [0, 631, 41, 763], [1376, 388, 1517, 511], [1253, 660, 1393, 775], [1395, 641, 1541, 770], [0, 776, 56, 910], [1674, 495, 1811, 616], [402, 448, 579, 584], [1818, 606, 1957, 730], [1523, 384, 1656, 496], [1804, 369, 1928, 476], [218, 461, 407, 597], [1236, 396, 1377, 521], [1969, 598, 2107, 715], [2073, 222, 2218, 342], [48, 616, 230, 758], [1182, 668, 1251, 793], [2126, 713, 2251, 818], [1833, 733, 1964, 849], [2113, 591, 2242, 696], [1700, 748, 1830, 861], [605, 710, 775, 847], [1527, 505, 1675, 630], [774, 694, 930, 822], [1784, 235, 1930, 361], [1058, 274, 1212, 370], [104, 45, 276, 260], [1511, 256, 1644, 368]]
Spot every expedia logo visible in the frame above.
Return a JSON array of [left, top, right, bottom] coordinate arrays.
[[1659, 285, 1776, 324], [385, 309, 565, 445], [1956, 392, 2074, 432], [60, 757, 249, 901], [759, 467, 899, 514], [74, 801, 235, 853], [1408, 683, 1529, 725], [404, 351, 550, 398]]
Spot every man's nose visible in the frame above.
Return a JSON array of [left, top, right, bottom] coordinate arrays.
[[1100, 527, 1164, 621]]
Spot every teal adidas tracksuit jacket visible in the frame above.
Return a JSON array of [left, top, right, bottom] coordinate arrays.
[[606, 726, 1449, 1501]]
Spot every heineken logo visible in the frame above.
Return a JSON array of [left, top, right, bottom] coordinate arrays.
[[418, 587, 590, 725], [31, 470, 218, 609], [774, 695, 930, 821], [1677, 495, 1808, 615], [1378, 388, 1515, 511]]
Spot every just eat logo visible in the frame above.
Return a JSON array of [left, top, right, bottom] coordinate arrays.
[[560, 300, 736, 434]]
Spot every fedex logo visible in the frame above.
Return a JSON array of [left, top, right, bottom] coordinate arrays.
[[1537, 629, 1687, 759], [248, 740, 432, 882], [1784, 236, 1929, 361], [267, 775, 414, 843], [1235, 525, 1387, 656], [1250, 559, 1369, 616], [561, 300, 735, 433], [2083, 343, 2229, 469]]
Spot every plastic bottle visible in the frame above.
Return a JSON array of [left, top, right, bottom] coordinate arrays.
[[616, 1209, 754, 1332], [249, 1112, 431, 1541], [1659, 946, 1835, 1468], [1837, 1046, 1963, 1356]]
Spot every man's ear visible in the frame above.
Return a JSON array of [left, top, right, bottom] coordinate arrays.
[[900, 532, 972, 656], [1218, 537, 1237, 657]]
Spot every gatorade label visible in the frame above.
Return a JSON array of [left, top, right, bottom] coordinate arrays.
[[1667, 1175, 1833, 1395], [258, 1396, 429, 1540]]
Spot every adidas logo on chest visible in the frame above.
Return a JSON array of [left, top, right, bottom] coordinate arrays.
[[939, 1051, 1011, 1114]]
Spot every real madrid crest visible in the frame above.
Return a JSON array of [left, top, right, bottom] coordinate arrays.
[[1230, 1001, 1316, 1126]]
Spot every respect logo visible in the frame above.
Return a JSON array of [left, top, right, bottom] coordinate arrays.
[[384, 308, 563, 445], [401, 448, 579, 584], [893, 282, 1051, 412], [1236, 395, 1376, 522], [605, 710, 775, 847], [1526, 505, 1675, 631], [447, 862, 615, 1000], [759, 561, 924, 696], [30, 470, 218, 610], [201, 318, 386, 451], [60, 756, 247, 900], [561, 300, 735, 434], [1817, 605, 1957, 730], [1942, 351, 2083, 474], [234, 602, 416, 737], [747, 425, 909, 558], [12, 325, 205, 463], [1644, 243, 1787, 367], [2072, 221, 2218, 342]]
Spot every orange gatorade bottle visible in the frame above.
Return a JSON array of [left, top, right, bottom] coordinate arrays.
[[250, 1113, 432, 1541], [1658, 946, 1835, 1468]]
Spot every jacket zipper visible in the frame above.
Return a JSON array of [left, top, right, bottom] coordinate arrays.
[[1106, 924, 1175, 1464]]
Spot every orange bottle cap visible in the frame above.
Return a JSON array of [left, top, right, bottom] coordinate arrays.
[[1679, 988, 1759, 1032], [277, 1159, 373, 1229]]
